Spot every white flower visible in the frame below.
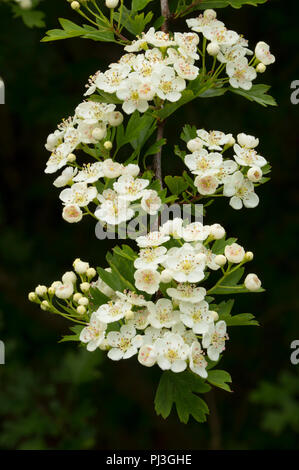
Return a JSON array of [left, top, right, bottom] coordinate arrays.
[[173, 59, 199, 80], [116, 75, 156, 114], [155, 332, 189, 373], [144, 28, 176, 48], [93, 273, 115, 298], [95, 64, 131, 93], [45, 144, 72, 174], [55, 283, 74, 299], [197, 129, 231, 151], [80, 313, 107, 352], [226, 58, 257, 90], [62, 271, 77, 284], [73, 258, 89, 274], [155, 66, 186, 102], [107, 325, 142, 361], [73, 162, 104, 184], [134, 268, 161, 295], [60, 182, 97, 207], [115, 290, 148, 307], [75, 101, 115, 122], [217, 43, 249, 64], [179, 300, 214, 334], [244, 273, 262, 291], [141, 190, 162, 215], [182, 222, 210, 242], [122, 164, 140, 177], [171, 322, 197, 346], [77, 120, 106, 144], [62, 204, 83, 223], [114, 175, 149, 201], [213, 160, 238, 184], [187, 14, 223, 34], [142, 326, 166, 345], [147, 299, 180, 329], [174, 32, 200, 61], [164, 243, 206, 283], [224, 242, 245, 263], [195, 243, 221, 271], [187, 137, 204, 152], [185, 149, 223, 176], [189, 341, 208, 378], [128, 307, 151, 330], [96, 300, 132, 323], [202, 321, 228, 361], [247, 166, 263, 182], [209, 223, 225, 240], [255, 41, 275, 65], [95, 198, 135, 225], [101, 159, 123, 179], [134, 246, 167, 270], [45, 129, 64, 152], [167, 283, 206, 304], [233, 144, 267, 168], [223, 171, 259, 209], [237, 133, 259, 149], [194, 174, 219, 195], [159, 218, 184, 238], [53, 167, 77, 188], [138, 344, 157, 367], [136, 231, 170, 248], [204, 26, 239, 47]]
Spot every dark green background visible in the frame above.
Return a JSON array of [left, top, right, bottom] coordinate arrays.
[[0, 0, 298, 449]]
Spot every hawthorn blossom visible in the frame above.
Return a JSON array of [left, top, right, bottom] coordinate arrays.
[[255, 41, 275, 65], [179, 301, 214, 334], [182, 222, 210, 242], [226, 58, 257, 90], [53, 167, 77, 188], [79, 312, 107, 352], [95, 198, 135, 225], [233, 144, 267, 168], [59, 183, 97, 207], [189, 341, 208, 378], [167, 283, 206, 304], [73, 162, 104, 183], [196, 129, 232, 151], [134, 247, 167, 270], [185, 149, 223, 177], [147, 299, 180, 329], [223, 171, 259, 209], [96, 300, 132, 323], [155, 332, 189, 373], [113, 175, 149, 201], [164, 244, 206, 283], [202, 321, 228, 361], [136, 231, 170, 248], [141, 190, 162, 215], [107, 325, 143, 360], [134, 268, 161, 294]]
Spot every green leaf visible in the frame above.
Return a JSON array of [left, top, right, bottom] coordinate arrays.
[[229, 84, 277, 107], [114, 6, 153, 36], [165, 175, 189, 195], [11, 5, 45, 28], [180, 124, 197, 143], [198, 87, 227, 98], [224, 313, 259, 326], [212, 237, 237, 255], [144, 138, 166, 158], [59, 325, 84, 343], [155, 371, 211, 424], [89, 287, 110, 309], [132, 0, 153, 11], [179, 0, 267, 15], [207, 370, 232, 392], [155, 90, 194, 120], [41, 18, 115, 43]]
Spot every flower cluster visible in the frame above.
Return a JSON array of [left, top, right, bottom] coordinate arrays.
[[29, 220, 262, 377], [187, 9, 275, 89], [84, 27, 201, 114], [184, 129, 270, 209]]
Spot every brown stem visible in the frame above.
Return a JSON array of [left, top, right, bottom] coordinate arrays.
[[153, 0, 170, 187], [153, 120, 165, 188]]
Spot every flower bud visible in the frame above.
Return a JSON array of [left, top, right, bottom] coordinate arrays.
[[71, 1, 80, 10], [62, 271, 77, 284], [160, 269, 173, 283], [207, 41, 220, 56], [244, 273, 261, 291], [28, 292, 37, 302], [86, 267, 96, 279], [187, 138, 202, 153], [51, 281, 62, 290], [104, 141, 113, 150], [41, 300, 50, 311], [256, 63, 266, 73], [247, 166, 262, 182], [77, 305, 86, 315], [204, 9, 217, 20], [105, 0, 119, 8], [92, 126, 106, 141], [138, 345, 157, 367], [125, 310, 134, 320], [210, 223, 225, 240], [108, 111, 123, 127], [244, 251, 254, 261], [55, 283, 74, 299], [35, 285, 48, 297], [80, 282, 90, 293], [67, 153, 76, 162], [48, 287, 55, 295], [73, 293, 83, 303], [73, 258, 89, 274], [214, 254, 227, 267], [99, 339, 110, 351], [78, 297, 89, 306], [210, 311, 219, 321], [237, 133, 259, 149], [227, 135, 236, 147], [224, 243, 245, 263]]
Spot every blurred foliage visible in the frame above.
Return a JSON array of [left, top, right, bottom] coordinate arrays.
[[0, 0, 298, 450]]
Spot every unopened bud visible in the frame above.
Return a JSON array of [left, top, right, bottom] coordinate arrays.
[[105, 0, 119, 8], [73, 293, 83, 303], [214, 254, 227, 266], [256, 63, 266, 73], [67, 153, 76, 162], [86, 267, 96, 279], [78, 297, 89, 306], [210, 311, 219, 321], [77, 305, 86, 315], [71, 1, 80, 10], [35, 285, 48, 297], [245, 251, 254, 261], [41, 300, 50, 311], [80, 282, 90, 293], [28, 292, 37, 302], [207, 41, 220, 56], [104, 140, 113, 150]]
